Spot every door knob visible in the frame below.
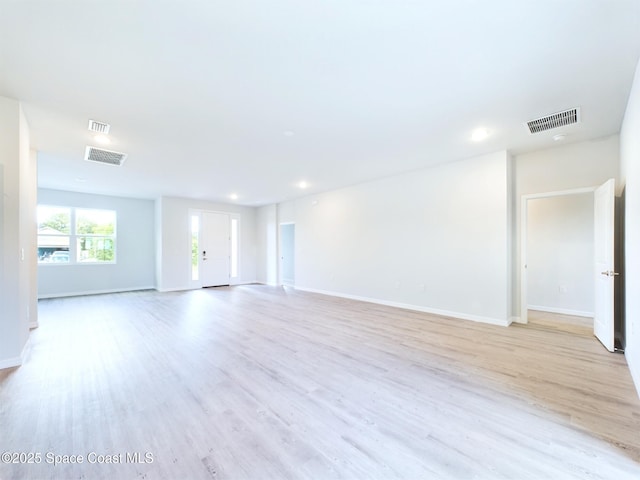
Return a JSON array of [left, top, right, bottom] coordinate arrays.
[[600, 270, 619, 276]]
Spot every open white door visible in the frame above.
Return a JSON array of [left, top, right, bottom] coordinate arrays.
[[594, 178, 616, 352], [201, 212, 230, 287]]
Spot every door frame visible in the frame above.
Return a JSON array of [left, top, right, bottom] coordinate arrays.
[[520, 186, 596, 324], [189, 209, 240, 289], [593, 178, 617, 351]]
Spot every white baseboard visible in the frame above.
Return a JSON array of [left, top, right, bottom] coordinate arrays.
[[510, 316, 524, 324], [0, 340, 29, 370], [295, 286, 511, 327], [29, 321, 39, 329], [626, 345, 640, 400], [0, 356, 22, 370], [38, 286, 156, 299], [156, 286, 192, 293], [157, 281, 259, 293], [528, 305, 594, 318]]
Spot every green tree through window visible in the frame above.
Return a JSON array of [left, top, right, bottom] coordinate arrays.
[[40, 212, 71, 234], [76, 209, 116, 262]]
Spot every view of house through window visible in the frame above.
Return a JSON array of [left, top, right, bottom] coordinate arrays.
[[37, 206, 71, 263], [37, 205, 116, 264]]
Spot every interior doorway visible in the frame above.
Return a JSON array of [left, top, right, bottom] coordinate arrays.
[[520, 180, 619, 352], [280, 223, 295, 287], [521, 186, 596, 325], [525, 192, 595, 318]]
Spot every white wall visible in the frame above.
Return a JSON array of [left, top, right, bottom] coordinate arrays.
[[620, 57, 640, 397], [276, 151, 512, 325], [278, 201, 296, 224], [24, 150, 38, 327], [256, 204, 277, 285], [156, 196, 257, 291], [37, 189, 156, 297], [513, 136, 620, 317], [515, 136, 620, 196], [0, 97, 36, 369], [527, 194, 594, 316]]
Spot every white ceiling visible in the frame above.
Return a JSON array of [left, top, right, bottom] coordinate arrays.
[[1, 1, 639, 206]]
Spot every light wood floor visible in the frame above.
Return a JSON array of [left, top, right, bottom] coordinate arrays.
[[1, 286, 639, 479]]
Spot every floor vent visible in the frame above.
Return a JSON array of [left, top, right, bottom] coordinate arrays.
[[526, 108, 580, 134], [85, 146, 127, 166], [88, 119, 111, 134]]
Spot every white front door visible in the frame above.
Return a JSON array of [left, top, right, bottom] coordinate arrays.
[[201, 212, 230, 287], [594, 178, 616, 352]]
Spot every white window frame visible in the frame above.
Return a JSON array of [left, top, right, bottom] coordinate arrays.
[[37, 205, 117, 265]]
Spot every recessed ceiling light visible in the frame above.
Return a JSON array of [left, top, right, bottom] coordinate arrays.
[[284, 130, 295, 137], [74, 177, 86, 183], [553, 133, 567, 141], [229, 193, 239, 200], [471, 128, 490, 142], [94, 134, 110, 145], [298, 181, 309, 189]]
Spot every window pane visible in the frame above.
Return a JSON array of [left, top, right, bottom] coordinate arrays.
[[76, 209, 116, 235], [37, 206, 70, 234], [191, 215, 199, 281], [38, 236, 70, 263], [77, 237, 115, 262], [37, 206, 117, 265]]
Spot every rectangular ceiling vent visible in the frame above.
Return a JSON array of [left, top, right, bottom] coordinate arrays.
[[88, 119, 111, 134], [85, 146, 127, 166], [526, 107, 580, 134]]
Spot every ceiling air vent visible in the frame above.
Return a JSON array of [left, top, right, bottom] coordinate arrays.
[[85, 146, 127, 166], [526, 107, 580, 134], [87, 119, 111, 134]]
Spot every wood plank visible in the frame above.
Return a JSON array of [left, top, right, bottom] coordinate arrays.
[[0, 286, 638, 479]]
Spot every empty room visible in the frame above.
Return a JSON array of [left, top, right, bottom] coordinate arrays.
[[1, 1, 640, 479]]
